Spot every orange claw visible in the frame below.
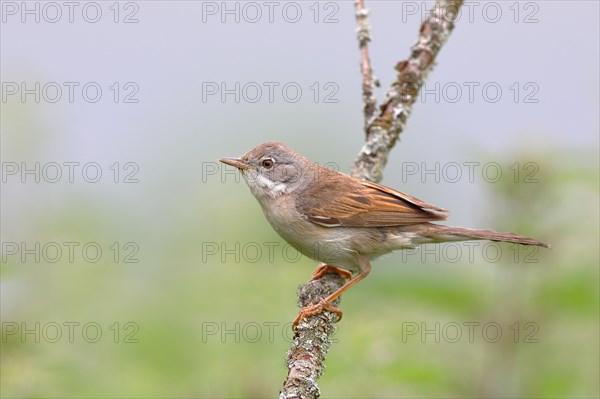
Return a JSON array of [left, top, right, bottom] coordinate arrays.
[[293, 256, 372, 332], [311, 263, 353, 281], [292, 299, 343, 330], [292, 265, 348, 331]]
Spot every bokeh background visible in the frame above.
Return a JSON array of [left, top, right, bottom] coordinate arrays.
[[1, 1, 598, 398]]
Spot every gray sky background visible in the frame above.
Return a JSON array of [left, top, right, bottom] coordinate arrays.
[[2, 3, 599, 397], [2, 0, 599, 234]]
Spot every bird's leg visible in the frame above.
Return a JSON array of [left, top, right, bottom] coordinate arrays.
[[293, 254, 371, 330], [311, 263, 353, 281]]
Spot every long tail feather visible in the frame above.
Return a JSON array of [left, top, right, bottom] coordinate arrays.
[[423, 225, 550, 248]]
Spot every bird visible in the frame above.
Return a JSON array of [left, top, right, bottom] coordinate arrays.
[[219, 142, 549, 328]]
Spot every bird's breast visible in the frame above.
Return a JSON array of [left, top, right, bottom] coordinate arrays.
[[259, 198, 358, 270]]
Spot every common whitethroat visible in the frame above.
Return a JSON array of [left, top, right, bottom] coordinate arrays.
[[220, 142, 549, 328]]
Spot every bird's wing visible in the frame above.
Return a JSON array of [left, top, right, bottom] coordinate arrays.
[[297, 170, 448, 227]]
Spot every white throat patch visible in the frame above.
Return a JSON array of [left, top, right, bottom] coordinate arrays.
[[247, 173, 288, 197]]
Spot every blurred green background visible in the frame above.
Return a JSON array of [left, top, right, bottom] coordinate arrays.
[[1, 1, 598, 398]]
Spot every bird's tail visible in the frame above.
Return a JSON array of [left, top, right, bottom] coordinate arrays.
[[418, 225, 550, 248]]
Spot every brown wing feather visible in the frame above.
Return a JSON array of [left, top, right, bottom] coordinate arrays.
[[297, 168, 448, 227]]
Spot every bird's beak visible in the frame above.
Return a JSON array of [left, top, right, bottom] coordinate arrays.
[[219, 157, 251, 170]]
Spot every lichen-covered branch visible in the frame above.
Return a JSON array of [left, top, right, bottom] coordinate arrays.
[[352, 0, 464, 182], [281, 2, 463, 398], [279, 273, 345, 399], [355, 0, 378, 131]]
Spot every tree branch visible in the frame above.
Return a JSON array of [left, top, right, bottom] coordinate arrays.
[[279, 273, 345, 399], [280, 2, 463, 398], [352, 0, 464, 182], [355, 0, 378, 131]]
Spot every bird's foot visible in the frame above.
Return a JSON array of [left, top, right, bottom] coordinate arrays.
[[292, 299, 342, 330], [292, 264, 352, 331]]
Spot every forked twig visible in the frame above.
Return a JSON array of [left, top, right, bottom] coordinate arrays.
[[280, 2, 464, 398]]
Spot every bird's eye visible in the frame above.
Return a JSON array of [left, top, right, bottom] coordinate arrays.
[[261, 158, 274, 169]]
